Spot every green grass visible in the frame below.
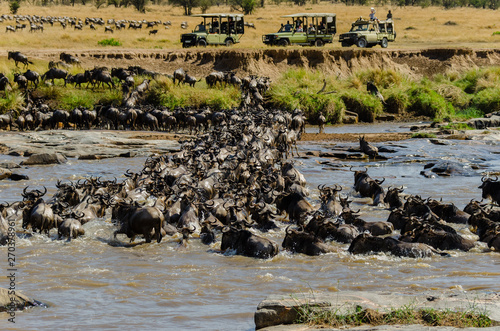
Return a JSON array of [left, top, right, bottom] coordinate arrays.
[[295, 303, 494, 328], [98, 38, 122, 46], [493, 31, 500, 35], [0, 90, 24, 113], [144, 77, 240, 110]]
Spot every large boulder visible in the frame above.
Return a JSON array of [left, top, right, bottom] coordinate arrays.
[[0, 287, 43, 313], [21, 153, 67, 165]]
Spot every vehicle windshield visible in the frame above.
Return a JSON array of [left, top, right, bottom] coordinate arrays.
[[350, 24, 368, 32], [194, 22, 206, 32]]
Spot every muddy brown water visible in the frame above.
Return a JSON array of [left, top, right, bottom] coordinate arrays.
[[0, 123, 499, 330]]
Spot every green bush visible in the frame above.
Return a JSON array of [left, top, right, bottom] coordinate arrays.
[[384, 89, 410, 114], [471, 87, 500, 114], [144, 78, 239, 110], [0, 90, 24, 113], [98, 38, 122, 46], [407, 87, 454, 120], [341, 90, 383, 122]]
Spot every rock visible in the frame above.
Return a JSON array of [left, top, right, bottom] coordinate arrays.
[[429, 138, 452, 145], [468, 115, 500, 129], [255, 291, 500, 330], [21, 153, 67, 165], [0, 168, 12, 180], [0, 287, 44, 313], [423, 161, 475, 177], [0, 162, 20, 169]]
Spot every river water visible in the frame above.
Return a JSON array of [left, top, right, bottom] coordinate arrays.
[[1, 123, 499, 330]]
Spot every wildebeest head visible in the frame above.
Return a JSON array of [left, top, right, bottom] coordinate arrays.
[[479, 175, 500, 205]]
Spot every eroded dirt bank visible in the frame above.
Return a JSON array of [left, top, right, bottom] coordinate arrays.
[[10, 48, 500, 80]]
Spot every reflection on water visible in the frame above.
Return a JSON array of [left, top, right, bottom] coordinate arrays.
[[1, 124, 499, 330]]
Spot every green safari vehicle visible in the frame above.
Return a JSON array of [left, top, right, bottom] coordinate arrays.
[[181, 13, 244, 47], [262, 13, 337, 47]]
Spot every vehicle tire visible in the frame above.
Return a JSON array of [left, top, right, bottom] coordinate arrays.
[[225, 38, 233, 47], [197, 39, 207, 47], [381, 38, 388, 48], [278, 39, 289, 47], [356, 38, 367, 48], [314, 39, 324, 47]]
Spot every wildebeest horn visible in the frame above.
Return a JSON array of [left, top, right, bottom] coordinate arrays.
[[22, 186, 29, 198]]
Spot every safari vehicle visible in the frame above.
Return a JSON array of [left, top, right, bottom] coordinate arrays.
[[181, 13, 244, 48], [262, 13, 337, 47], [338, 17, 396, 48]]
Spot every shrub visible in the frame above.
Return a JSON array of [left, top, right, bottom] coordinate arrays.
[[407, 87, 454, 120], [384, 89, 410, 114], [0, 90, 24, 113], [98, 38, 122, 46], [341, 90, 383, 122], [471, 87, 500, 114]]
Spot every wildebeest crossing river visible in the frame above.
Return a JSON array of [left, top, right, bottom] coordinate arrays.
[[0, 122, 499, 330]]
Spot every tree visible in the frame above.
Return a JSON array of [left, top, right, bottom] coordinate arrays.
[[199, 0, 214, 13], [230, 0, 257, 14], [131, 0, 148, 12], [9, 0, 20, 14], [169, 0, 200, 16]]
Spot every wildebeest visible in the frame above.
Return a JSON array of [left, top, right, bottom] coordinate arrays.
[[104, 26, 113, 33], [42, 68, 68, 86], [348, 233, 449, 258], [479, 175, 500, 205], [23, 69, 40, 88], [359, 136, 379, 158], [8, 51, 33, 68], [282, 226, 338, 256], [367, 81, 384, 103], [60, 52, 81, 67], [352, 167, 386, 206], [149, 29, 158, 35], [58, 219, 85, 241], [114, 204, 164, 243], [173, 68, 186, 85], [221, 226, 279, 259]]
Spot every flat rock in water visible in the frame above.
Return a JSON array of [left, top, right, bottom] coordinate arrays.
[[21, 153, 67, 165], [0, 162, 20, 169], [0, 168, 12, 180], [423, 161, 475, 176]]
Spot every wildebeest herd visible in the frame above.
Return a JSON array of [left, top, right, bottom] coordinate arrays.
[[0, 49, 272, 132], [2, 13, 172, 34], [1, 99, 499, 259]]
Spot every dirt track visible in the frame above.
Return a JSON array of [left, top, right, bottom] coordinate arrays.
[[8, 47, 500, 81]]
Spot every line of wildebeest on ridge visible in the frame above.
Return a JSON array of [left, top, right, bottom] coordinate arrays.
[[2, 13, 177, 34], [1, 105, 499, 258], [0, 51, 270, 131]]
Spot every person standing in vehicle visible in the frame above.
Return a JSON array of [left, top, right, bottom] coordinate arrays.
[[369, 8, 377, 21], [386, 10, 393, 19]]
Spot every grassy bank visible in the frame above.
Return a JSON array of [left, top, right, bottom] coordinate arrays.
[[267, 66, 500, 124], [0, 58, 499, 124], [295, 303, 494, 328]]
